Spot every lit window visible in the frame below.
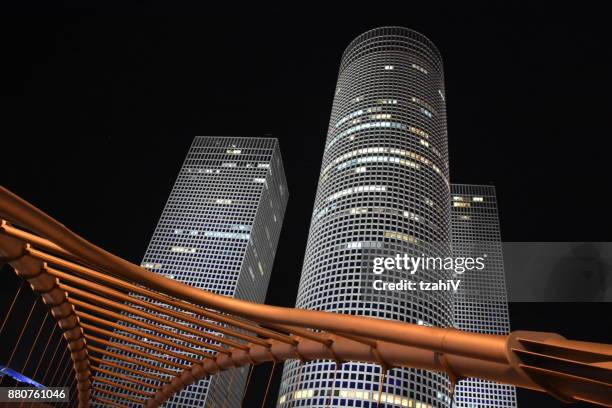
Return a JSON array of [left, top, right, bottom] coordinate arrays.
[[371, 113, 391, 120], [411, 96, 435, 112], [472, 196, 484, 202], [170, 246, 196, 253], [453, 202, 471, 208], [226, 148, 241, 154], [328, 121, 407, 147], [321, 146, 447, 184], [326, 185, 387, 202], [280, 389, 424, 407], [384, 231, 418, 244], [349, 207, 368, 215], [411, 63, 428, 74], [203, 231, 250, 240], [409, 126, 429, 139], [420, 107, 432, 118], [141, 262, 162, 269], [335, 109, 364, 127], [384, 65, 394, 70]]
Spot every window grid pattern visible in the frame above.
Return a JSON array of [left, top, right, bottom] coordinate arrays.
[[92, 136, 288, 408], [450, 184, 517, 408], [278, 27, 453, 408]]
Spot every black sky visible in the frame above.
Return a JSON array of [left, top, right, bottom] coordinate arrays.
[[2, 2, 611, 407]]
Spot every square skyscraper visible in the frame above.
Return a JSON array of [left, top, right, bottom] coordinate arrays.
[[94, 136, 288, 407], [451, 184, 517, 408]]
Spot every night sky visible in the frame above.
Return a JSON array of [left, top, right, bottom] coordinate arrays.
[[2, 2, 611, 407]]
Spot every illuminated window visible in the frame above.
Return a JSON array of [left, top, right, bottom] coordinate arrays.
[[203, 231, 250, 240], [411, 96, 435, 113], [335, 109, 364, 127], [326, 185, 387, 201], [328, 121, 408, 147], [141, 262, 162, 269], [371, 113, 391, 120], [411, 63, 428, 74], [321, 147, 447, 182], [384, 230, 418, 244], [420, 107, 433, 118], [453, 202, 471, 208], [170, 246, 196, 254], [409, 126, 429, 139], [278, 389, 429, 407]]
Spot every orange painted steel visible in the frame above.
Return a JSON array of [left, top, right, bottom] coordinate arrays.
[[30, 245, 285, 346], [89, 355, 168, 384], [1, 184, 611, 408], [93, 387, 146, 405], [87, 346, 175, 379], [61, 282, 242, 352], [92, 376, 155, 398], [84, 334, 185, 372], [79, 319, 209, 363], [89, 361, 162, 390]]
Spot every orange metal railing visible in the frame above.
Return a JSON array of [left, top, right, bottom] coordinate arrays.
[[0, 185, 610, 407]]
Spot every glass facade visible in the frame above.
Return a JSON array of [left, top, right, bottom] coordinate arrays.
[[278, 27, 453, 408], [450, 184, 517, 408], [92, 136, 288, 407]]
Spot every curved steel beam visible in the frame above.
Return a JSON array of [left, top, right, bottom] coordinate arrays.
[[0, 187, 512, 363], [1, 185, 611, 407], [0, 222, 92, 407]]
